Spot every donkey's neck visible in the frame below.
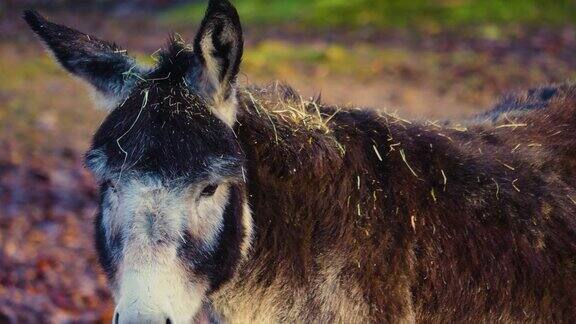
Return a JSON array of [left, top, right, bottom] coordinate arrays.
[[213, 86, 443, 321]]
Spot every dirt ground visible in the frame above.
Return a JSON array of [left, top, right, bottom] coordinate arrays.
[[1, 9, 575, 322]]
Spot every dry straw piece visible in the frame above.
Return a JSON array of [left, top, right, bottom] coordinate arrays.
[[240, 84, 346, 155]]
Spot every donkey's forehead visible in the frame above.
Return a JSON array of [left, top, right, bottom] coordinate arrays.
[[86, 82, 244, 180], [86, 147, 243, 183]]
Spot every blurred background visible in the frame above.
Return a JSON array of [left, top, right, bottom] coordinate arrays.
[[0, 0, 575, 322]]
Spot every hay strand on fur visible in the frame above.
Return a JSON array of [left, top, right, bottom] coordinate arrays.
[[400, 149, 418, 178], [373, 145, 383, 161], [441, 169, 447, 191], [116, 88, 149, 184], [512, 179, 521, 192]]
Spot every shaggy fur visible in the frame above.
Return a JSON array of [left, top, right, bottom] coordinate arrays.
[[209, 83, 576, 322]]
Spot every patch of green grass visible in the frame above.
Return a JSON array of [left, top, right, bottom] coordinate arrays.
[[164, 0, 307, 26], [162, 0, 576, 29]]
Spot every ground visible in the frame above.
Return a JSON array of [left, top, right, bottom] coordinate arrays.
[[0, 3, 575, 322]]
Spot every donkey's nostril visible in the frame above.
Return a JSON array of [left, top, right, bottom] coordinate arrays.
[[114, 312, 119, 324], [166, 318, 172, 324]]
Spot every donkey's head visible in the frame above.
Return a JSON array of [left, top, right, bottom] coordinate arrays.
[[24, 1, 252, 322]]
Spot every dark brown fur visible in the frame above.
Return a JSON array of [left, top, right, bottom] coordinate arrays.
[[214, 83, 576, 322]]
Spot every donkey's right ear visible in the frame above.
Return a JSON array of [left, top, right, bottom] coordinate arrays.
[[23, 10, 144, 110]]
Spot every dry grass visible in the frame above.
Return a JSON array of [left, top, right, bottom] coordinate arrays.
[[243, 85, 336, 136]]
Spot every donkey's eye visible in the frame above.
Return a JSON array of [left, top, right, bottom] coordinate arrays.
[[103, 180, 116, 191], [200, 184, 218, 197]]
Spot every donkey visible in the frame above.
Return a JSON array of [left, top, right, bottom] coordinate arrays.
[[24, 0, 576, 323]]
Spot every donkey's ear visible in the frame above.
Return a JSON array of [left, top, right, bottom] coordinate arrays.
[[23, 10, 143, 110], [192, 0, 243, 125]]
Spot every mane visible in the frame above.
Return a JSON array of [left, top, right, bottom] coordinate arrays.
[[236, 83, 346, 178], [149, 35, 196, 82]]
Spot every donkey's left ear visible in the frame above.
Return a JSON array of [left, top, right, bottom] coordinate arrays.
[[23, 10, 144, 111], [192, 0, 243, 125]]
